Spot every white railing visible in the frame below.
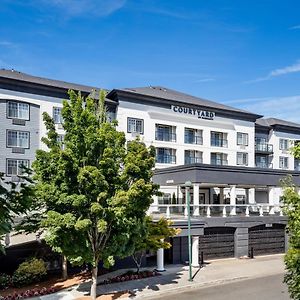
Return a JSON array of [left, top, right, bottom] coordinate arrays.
[[149, 204, 284, 219]]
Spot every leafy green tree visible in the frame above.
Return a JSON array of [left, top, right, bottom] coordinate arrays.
[[281, 175, 300, 299], [31, 90, 158, 299], [129, 217, 180, 273], [0, 171, 34, 253]]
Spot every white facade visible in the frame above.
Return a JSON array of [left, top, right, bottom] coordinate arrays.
[[1, 72, 300, 209], [117, 100, 256, 169]]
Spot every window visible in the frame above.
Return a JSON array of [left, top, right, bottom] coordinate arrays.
[[237, 132, 248, 146], [155, 124, 176, 142], [211, 153, 228, 165], [211, 131, 228, 147], [184, 128, 203, 145], [294, 159, 300, 171], [279, 157, 289, 169], [7, 130, 29, 148], [185, 150, 202, 164], [57, 134, 65, 150], [6, 159, 29, 176], [127, 117, 144, 134], [53, 107, 63, 124], [237, 152, 248, 166], [279, 139, 289, 150], [255, 155, 272, 168], [7, 101, 29, 120], [156, 148, 176, 164]]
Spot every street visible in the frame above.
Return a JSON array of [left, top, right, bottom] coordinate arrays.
[[154, 273, 290, 300]]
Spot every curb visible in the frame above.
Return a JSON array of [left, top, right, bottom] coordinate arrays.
[[129, 271, 285, 300]]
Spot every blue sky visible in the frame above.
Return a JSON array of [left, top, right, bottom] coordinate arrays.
[[1, 0, 300, 122]]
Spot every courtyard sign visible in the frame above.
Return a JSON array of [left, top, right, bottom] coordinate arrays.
[[171, 105, 215, 120]]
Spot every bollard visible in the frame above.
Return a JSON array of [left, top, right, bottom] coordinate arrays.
[[200, 251, 204, 265], [249, 247, 254, 259]]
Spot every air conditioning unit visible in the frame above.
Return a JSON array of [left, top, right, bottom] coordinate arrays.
[[131, 132, 140, 139]]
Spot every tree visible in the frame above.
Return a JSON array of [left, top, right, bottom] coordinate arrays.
[[129, 217, 180, 273], [31, 90, 158, 299], [281, 143, 300, 299], [0, 171, 34, 253], [281, 176, 300, 299]]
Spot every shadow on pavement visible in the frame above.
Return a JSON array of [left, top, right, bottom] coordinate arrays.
[[76, 268, 184, 298]]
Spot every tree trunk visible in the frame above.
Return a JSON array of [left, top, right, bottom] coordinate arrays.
[[62, 255, 68, 280], [90, 265, 98, 300]]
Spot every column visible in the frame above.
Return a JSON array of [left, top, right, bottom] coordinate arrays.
[[193, 184, 200, 216], [178, 186, 183, 213], [192, 236, 199, 267], [150, 195, 159, 213], [268, 186, 275, 205], [268, 186, 275, 214], [219, 187, 224, 204], [230, 185, 236, 215], [234, 228, 249, 258], [156, 239, 165, 272], [248, 188, 255, 204], [245, 188, 250, 204]]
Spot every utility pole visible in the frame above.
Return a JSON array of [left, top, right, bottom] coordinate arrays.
[[185, 180, 193, 282]]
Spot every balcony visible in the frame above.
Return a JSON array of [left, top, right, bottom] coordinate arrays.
[[155, 131, 176, 142], [211, 138, 228, 148], [211, 159, 228, 166], [256, 162, 273, 169], [185, 156, 202, 164], [184, 134, 203, 145], [150, 203, 284, 219], [156, 154, 176, 164], [255, 143, 273, 154]]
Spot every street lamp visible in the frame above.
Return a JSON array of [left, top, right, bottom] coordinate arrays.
[[184, 180, 193, 282]]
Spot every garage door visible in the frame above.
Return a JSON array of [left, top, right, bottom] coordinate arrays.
[[199, 227, 235, 260], [249, 224, 286, 256]]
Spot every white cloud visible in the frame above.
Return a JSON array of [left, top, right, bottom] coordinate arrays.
[[0, 41, 18, 48], [39, 0, 126, 17], [289, 25, 300, 30], [194, 78, 215, 83], [226, 95, 300, 123], [246, 60, 300, 83]]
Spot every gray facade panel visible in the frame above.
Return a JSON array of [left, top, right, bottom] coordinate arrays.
[[154, 164, 300, 186], [0, 99, 40, 178]]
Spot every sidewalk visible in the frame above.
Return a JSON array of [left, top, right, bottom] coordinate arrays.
[[39, 254, 285, 300]]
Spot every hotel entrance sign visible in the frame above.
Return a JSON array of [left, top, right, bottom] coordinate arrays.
[[171, 105, 215, 120]]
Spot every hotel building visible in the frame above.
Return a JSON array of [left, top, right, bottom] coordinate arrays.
[[1, 69, 300, 270]]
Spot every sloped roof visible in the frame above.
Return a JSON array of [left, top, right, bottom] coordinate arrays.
[[0, 69, 97, 93], [108, 86, 262, 117], [256, 117, 300, 129]]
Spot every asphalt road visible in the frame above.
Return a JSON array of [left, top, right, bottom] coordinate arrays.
[[154, 273, 290, 300]]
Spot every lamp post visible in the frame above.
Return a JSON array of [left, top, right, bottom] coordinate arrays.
[[184, 180, 193, 282]]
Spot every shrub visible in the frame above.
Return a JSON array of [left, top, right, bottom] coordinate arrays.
[[12, 258, 47, 287], [0, 273, 11, 290]]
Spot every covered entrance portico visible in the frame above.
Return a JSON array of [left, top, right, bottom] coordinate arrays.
[[150, 163, 300, 269]]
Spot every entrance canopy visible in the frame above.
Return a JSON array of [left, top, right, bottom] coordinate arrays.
[[153, 163, 300, 186]]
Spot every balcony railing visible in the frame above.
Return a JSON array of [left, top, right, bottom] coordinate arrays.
[[185, 156, 202, 164], [155, 131, 176, 142], [156, 154, 176, 164], [255, 143, 273, 153], [211, 138, 228, 147], [184, 134, 203, 145], [256, 162, 273, 169], [211, 159, 228, 166], [149, 203, 284, 219]]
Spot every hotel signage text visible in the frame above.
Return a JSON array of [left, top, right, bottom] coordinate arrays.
[[171, 105, 215, 120]]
